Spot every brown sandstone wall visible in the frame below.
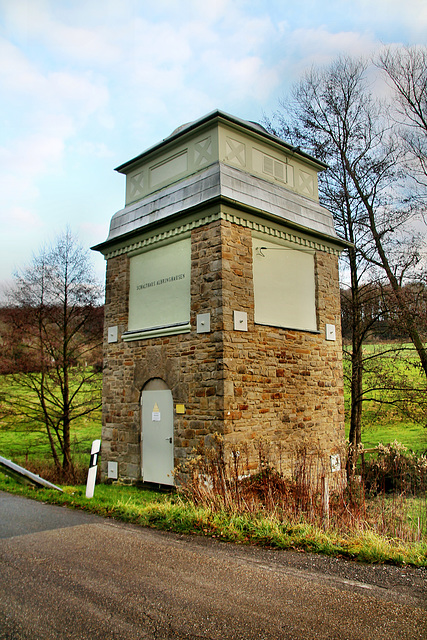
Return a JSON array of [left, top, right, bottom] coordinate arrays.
[[220, 221, 345, 474], [101, 218, 345, 483], [101, 220, 226, 482]]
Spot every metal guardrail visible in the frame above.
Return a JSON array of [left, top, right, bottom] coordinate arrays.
[[0, 455, 63, 492]]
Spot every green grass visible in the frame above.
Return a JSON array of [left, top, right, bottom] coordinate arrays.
[[0, 415, 101, 461], [344, 411, 427, 455], [360, 417, 427, 453], [1, 474, 426, 567]]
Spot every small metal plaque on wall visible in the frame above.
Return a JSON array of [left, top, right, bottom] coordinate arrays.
[[330, 454, 341, 472], [108, 326, 118, 343], [197, 313, 211, 333], [234, 310, 248, 331]]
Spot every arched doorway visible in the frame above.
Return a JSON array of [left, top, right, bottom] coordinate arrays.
[[141, 378, 174, 485]]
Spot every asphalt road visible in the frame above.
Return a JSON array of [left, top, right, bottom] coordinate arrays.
[[0, 491, 426, 640]]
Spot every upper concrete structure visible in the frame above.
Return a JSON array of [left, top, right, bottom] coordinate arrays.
[[94, 110, 341, 255]]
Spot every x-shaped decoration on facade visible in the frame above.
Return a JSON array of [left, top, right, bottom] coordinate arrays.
[[298, 171, 313, 195], [226, 138, 246, 166], [194, 138, 212, 167], [129, 171, 144, 199]]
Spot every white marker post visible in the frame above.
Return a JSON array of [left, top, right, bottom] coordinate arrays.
[[86, 439, 101, 499]]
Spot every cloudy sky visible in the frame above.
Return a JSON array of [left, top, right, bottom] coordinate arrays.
[[0, 0, 426, 292]]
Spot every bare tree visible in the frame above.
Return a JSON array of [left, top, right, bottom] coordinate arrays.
[[375, 45, 427, 374], [378, 45, 427, 203], [1, 230, 103, 478], [266, 55, 427, 474]]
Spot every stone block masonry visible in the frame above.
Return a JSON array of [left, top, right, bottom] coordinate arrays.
[[221, 221, 345, 474], [101, 217, 345, 483], [102, 220, 225, 482]]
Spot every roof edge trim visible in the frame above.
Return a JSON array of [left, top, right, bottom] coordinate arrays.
[[115, 110, 328, 174]]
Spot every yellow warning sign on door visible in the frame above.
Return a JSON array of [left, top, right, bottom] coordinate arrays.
[[152, 402, 161, 421]]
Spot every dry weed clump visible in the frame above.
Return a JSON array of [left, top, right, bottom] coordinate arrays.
[[177, 435, 344, 524], [362, 440, 427, 495], [176, 434, 427, 544], [24, 458, 91, 485]]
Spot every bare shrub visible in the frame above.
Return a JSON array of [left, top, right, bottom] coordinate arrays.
[[362, 440, 427, 495], [176, 435, 426, 543], [24, 457, 93, 485]]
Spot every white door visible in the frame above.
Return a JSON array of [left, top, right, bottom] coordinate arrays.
[[141, 387, 174, 485]]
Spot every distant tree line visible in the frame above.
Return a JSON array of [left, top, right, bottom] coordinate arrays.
[[341, 282, 427, 343], [0, 304, 103, 375]]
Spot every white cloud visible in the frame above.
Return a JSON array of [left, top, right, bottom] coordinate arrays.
[[286, 27, 379, 74], [188, 0, 231, 22], [0, 37, 45, 94], [0, 133, 65, 236], [0, 0, 426, 288], [130, 18, 192, 66], [109, 6, 283, 138], [72, 141, 114, 158], [6, 206, 43, 229], [0, 15, 113, 251], [0, 1, 279, 136], [356, 0, 427, 42], [0, 0, 121, 64], [0, 38, 109, 131], [0, 133, 64, 180], [198, 50, 279, 102], [47, 71, 109, 121]]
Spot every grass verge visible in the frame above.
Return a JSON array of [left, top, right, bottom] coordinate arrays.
[[1, 474, 426, 568]]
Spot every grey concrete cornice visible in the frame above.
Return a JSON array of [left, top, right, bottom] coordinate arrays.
[[92, 162, 349, 257]]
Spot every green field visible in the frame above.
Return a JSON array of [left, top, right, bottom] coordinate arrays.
[[356, 416, 427, 453], [0, 373, 102, 467], [0, 414, 102, 464], [344, 404, 427, 454], [343, 343, 427, 454]]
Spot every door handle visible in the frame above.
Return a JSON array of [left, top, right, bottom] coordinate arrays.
[[165, 437, 172, 443]]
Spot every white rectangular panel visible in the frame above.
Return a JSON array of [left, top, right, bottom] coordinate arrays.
[[253, 238, 317, 332], [128, 238, 191, 333]]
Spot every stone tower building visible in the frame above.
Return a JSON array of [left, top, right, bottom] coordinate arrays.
[[93, 110, 347, 486]]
